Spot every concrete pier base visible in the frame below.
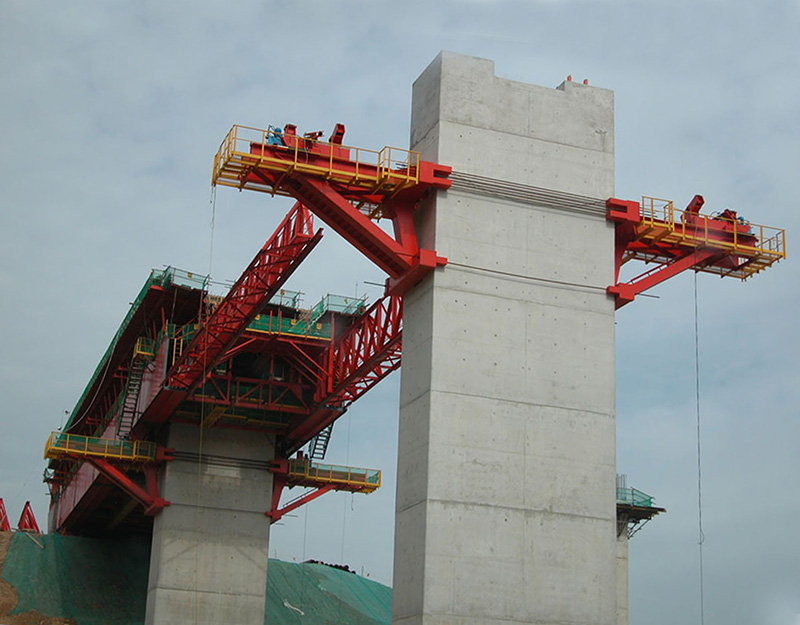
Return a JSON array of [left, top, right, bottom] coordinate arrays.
[[145, 424, 274, 625], [393, 53, 617, 625]]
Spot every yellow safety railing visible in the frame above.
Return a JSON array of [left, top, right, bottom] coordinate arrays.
[[212, 125, 421, 199], [44, 432, 156, 463], [288, 459, 381, 493], [133, 336, 156, 359], [634, 196, 786, 278]]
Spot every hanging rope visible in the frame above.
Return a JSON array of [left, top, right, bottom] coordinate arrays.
[[693, 272, 706, 625], [341, 411, 353, 563], [192, 186, 218, 625]]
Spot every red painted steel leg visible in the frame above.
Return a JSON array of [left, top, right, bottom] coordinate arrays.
[[87, 457, 169, 516]]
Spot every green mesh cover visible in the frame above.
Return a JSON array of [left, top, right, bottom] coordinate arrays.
[[265, 560, 391, 624], [0, 532, 391, 625], [1, 532, 150, 625]]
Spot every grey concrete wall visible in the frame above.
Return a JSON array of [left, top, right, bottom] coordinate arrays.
[[145, 423, 274, 625], [394, 52, 617, 625], [616, 533, 629, 625]]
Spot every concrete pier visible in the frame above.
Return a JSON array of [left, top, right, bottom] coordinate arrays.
[[616, 533, 629, 625], [145, 424, 274, 625], [393, 52, 617, 624]]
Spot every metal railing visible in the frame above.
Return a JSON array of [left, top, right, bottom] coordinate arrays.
[[212, 124, 421, 195], [640, 196, 786, 258], [307, 293, 367, 324], [616, 486, 655, 508], [269, 289, 303, 309], [288, 459, 381, 491], [247, 311, 332, 340], [44, 432, 156, 463]]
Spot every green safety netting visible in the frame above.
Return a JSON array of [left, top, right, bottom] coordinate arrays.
[[1, 532, 150, 625], [0, 532, 391, 625]]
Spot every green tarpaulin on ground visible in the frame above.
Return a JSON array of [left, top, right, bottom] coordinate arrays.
[[0, 532, 391, 625]]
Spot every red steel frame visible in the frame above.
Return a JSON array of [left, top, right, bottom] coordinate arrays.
[[169, 202, 320, 393], [136, 202, 322, 431], [0, 499, 10, 531], [606, 195, 777, 308], [53, 445, 174, 518], [51, 124, 450, 532], [17, 501, 40, 533], [281, 294, 403, 454], [228, 123, 452, 296], [266, 458, 377, 524]]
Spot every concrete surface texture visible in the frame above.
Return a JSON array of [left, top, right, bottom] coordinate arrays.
[[145, 424, 274, 625], [616, 534, 629, 625], [394, 52, 617, 624]]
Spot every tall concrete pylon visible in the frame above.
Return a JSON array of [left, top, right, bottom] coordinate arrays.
[[394, 52, 617, 624]]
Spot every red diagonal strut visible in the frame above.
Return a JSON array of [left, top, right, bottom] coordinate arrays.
[[137, 203, 323, 429], [169, 202, 321, 393], [86, 458, 168, 516]]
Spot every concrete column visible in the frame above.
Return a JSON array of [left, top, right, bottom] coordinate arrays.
[[394, 52, 617, 625], [145, 423, 274, 625], [616, 533, 629, 625]]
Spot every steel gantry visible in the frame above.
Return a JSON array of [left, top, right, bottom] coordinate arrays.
[[48, 117, 785, 537], [607, 195, 785, 308], [46, 123, 450, 534], [212, 123, 452, 295]]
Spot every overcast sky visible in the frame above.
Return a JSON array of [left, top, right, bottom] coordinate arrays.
[[1, 2, 798, 624]]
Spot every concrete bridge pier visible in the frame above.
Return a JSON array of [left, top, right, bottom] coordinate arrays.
[[145, 423, 274, 625], [393, 52, 618, 625]]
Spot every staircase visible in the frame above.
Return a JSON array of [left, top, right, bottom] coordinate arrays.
[[308, 424, 333, 460], [115, 355, 147, 439]]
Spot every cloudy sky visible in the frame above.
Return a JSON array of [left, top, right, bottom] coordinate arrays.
[[1, 1, 798, 624]]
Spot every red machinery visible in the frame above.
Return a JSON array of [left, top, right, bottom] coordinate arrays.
[[45, 121, 784, 535], [45, 123, 451, 534], [607, 194, 784, 308]]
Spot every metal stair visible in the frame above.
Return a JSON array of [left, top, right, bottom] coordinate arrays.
[[116, 353, 147, 439], [308, 423, 333, 460]]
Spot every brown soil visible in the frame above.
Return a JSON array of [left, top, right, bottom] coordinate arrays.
[[0, 531, 76, 625]]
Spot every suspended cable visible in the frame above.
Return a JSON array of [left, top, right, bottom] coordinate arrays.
[[193, 186, 218, 625], [448, 260, 659, 299], [693, 272, 706, 625], [341, 411, 353, 563]]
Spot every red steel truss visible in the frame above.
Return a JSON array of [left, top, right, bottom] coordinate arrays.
[[85, 460, 168, 516], [49, 123, 450, 532], [0, 499, 10, 531], [282, 294, 403, 454], [170, 202, 320, 393], [17, 501, 40, 533], [137, 202, 322, 429]]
